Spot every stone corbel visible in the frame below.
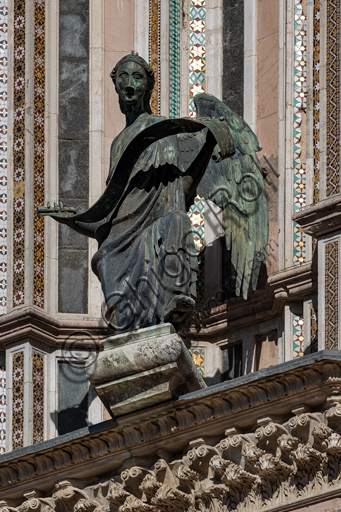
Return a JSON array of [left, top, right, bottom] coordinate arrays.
[[51, 482, 98, 512]]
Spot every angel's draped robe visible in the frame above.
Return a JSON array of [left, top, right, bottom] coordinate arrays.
[[91, 112, 210, 333]]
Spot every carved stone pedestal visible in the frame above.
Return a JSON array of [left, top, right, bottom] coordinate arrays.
[[86, 323, 206, 417]]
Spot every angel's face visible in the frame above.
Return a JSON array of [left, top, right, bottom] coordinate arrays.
[[116, 61, 148, 106]]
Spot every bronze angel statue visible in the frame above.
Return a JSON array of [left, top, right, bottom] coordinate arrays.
[[39, 53, 268, 333]]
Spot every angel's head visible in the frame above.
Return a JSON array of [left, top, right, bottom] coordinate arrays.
[[111, 53, 155, 115]]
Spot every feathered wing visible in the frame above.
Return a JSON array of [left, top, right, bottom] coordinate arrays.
[[194, 93, 268, 300]]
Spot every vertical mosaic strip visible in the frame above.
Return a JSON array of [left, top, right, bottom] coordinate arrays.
[[189, 348, 205, 377], [0, 2, 7, 315], [293, 0, 307, 266], [311, 302, 318, 353], [149, 0, 161, 115], [33, 351, 44, 444], [13, 0, 26, 308], [313, 0, 320, 203], [33, 0, 45, 308], [169, 0, 180, 118], [293, 314, 304, 358], [0, 365, 6, 453], [12, 351, 24, 449], [188, 195, 205, 301], [326, 0, 340, 197], [325, 240, 339, 350], [189, 0, 206, 117]]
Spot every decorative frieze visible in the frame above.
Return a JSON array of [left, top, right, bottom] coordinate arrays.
[[0, 0, 7, 315], [149, 0, 161, 115], [4, 409, 341, 511], [0, 354, 341, 499]]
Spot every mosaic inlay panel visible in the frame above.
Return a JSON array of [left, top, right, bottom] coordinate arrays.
[[325, 240, 339, 350], [13, 0, 26, 307], [293, 0, 307, 267], [311, 301, 318, 353], [189, 0, 206, 117], [0, 1, 7, 315], [0, 365, 6, 453], [169, 0, 180, 118], [313, 0, 320, 203], [189, 348, 205, 377], [33, 0, 45, 308], [326, 0, 340, 197], [149, 0, 161, 115], [188, 195, 205, 302], [12, 351, 24, 450], [33, 351, 44, 444], [293, 314, 304, 359]]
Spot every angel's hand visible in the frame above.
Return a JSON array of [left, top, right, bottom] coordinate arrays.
[[37, 202, 77, 224]]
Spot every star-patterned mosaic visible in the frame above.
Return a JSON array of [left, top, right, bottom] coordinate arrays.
[[13, 0, 26, 308], [293, 314, 304, 359], [325, 240, 339, 350], [293, 0, 307, 267], [169, 0, 180, 119], [33, 0, 45, 309], [0, 365, 6, 453], [326, 0, 340, 197], [0, 1, 7, 316], [313, 0, 320, 203], [12, 351, 24, 450], [149, 0, 161, 116], [33, 351, 44, 444], [189, 348, 205, 377], [189, 0, 206, 118]]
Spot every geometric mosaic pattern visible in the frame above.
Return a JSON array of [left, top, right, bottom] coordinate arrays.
[[12, 351, 24, 450], [33, 351, 44, 444], [169, 0, 180, 118], [311, 301, 318, 353], [188, 196, 205, 302], [326, 0, 340, 197], [33, 0, 45, 308], [325, 240, 339, 350], [189, 0, 206, 117], [293, 314, 304, 359], [13, 0, 26, 308], [149, 0, 161, 116], [0, 365, 6, 453], [313, 0, 320, 203], [0, 2, 7, 315], [189, 348, 205, 377], [293, 0, 307, 267]]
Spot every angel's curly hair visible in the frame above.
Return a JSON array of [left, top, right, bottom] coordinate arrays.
[[110, 54, 155, 115]]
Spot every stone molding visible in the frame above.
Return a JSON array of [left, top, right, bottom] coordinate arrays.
[[1, 353, 341, 507], [0, 307, 108, 348], [267, 260, 317, 302], [292, 194, 341, 238], [2, 404, 341, 510]]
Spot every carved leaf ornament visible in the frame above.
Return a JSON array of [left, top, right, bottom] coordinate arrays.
[[3, 410, 341, 512]]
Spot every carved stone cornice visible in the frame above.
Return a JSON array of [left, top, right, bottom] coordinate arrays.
[[3, 389, 341, 511], [267, 260, 317, 302], [1, 352, 341, 510], [292, 193, 341, 238], [0, 307, 108, 348]]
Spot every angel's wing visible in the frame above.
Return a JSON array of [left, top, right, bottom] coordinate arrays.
[[194, 93, 268, 300]]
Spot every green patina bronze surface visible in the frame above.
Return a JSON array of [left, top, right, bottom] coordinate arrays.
[[38, 54, 268, 333]]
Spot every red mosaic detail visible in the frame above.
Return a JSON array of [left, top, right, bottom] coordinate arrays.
[[12, 351, 24, 449], [12, 0, 26, 307], [149, 0, 161, 115], [33, 0, 45, 308], [33, 351, 44, 444], [326, 0, 340, 196], [325, 241, 339, 349]]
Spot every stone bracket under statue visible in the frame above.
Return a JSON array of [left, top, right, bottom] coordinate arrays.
[[86, 324, 206, 417]]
